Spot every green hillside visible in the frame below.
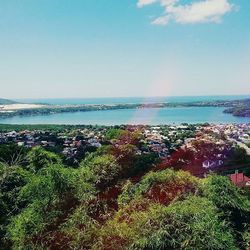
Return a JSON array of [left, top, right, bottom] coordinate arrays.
[[0, 98, 17, 105]]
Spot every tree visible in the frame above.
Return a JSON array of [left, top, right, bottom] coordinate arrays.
[[95, 196, 236, 250], [0, 144, 29, 166], [128, 152, 159, 177], [202, 174, 250, 248], [105, 128, 126, 141], [27, 146, 62, 172], [7, 164, 96, 249], [0, 165, 31, 248], [118, 169, 200, 206], [228, 146, 248, 164], [81, 154, 122, 189]]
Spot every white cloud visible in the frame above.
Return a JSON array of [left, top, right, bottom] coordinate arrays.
[[160, 0, 178, 7], [152, 15, 170, 25], [137, 0, 158, 8], [138, 0, 235, 25]]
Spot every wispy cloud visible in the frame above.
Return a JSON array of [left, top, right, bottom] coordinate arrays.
[[137, 0, 235, 26], [137, 0, 158, 8]]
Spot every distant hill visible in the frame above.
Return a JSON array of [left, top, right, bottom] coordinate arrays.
[[0, 98, 18, 105]]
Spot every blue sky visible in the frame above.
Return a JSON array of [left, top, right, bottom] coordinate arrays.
[[0, 0, 249, 99]]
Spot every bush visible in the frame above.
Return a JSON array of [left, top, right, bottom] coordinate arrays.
[[81, 154, 122, 189], [0, 164, 31, 248], [243, 229, 250, 249], [105, 128, 126, 141], [202, 174, 250, 248], [95, 196, 236, 250], [118, 169, 201, 206], [7, 200, 55, 249], [0, 144, 29, 166], [59, 205, 100, 249], [27, 147, 62, 172], [7, 164, 96, 249], [202, 174, 250, 218]]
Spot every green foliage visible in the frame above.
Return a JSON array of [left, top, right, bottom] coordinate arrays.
[[228, 146, 249, 164], [92, 145, 113, 156], [27, 146, 62, 172], [96, 196, 237, 250], [1, 140, 250, 249], [75, 166, 97, 202], [7, 200, 55, 249], [60, 205, 100, 249], [118, 169, 201, 206], [0, 144, 29, 166], [126, 152, 159, 177], [203, 174, 250, 217], [105, 128, 126, 141], [0, 124, 108, 133], [81, 154, 122, 189], [19, 165, 75, 203], [0, 165, 31, 248], [7, 164, 96, 249], [202, 174, 250, 247], [243, 229, 250, 249]]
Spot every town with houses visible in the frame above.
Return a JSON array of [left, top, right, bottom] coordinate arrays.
[[1, 123, 250, 187]]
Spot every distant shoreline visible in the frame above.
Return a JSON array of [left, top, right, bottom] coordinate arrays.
[[0, 97, 249, 120], [0, 103, 46, 111]]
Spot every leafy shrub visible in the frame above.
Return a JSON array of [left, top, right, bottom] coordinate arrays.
[[118, 169, 201, 206], [202, 174, 250, 248], [0, 144, 29, 166], [243, 229, 250, 249], [105, 128, 126, 141], [0, 165, 31, 248], [95, 196, 236, 250], [7, 164, 96, 249], [202, 174, 250, 218], [81, 154, 122, 189], [27, 147, 62, 172], [7, 200, 56, 249], [60, 205, 100, 249]]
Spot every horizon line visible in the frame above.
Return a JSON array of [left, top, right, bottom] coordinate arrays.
[[10, 93, 250, 100]]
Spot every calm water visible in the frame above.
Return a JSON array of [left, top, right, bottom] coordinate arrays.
[[1, 107, 250, 125], [2, 96, 250, 125]]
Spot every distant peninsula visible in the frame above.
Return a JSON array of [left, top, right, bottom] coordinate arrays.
[[0, 98, 250, 119], [0, 98, 18, 105], [219, 98, 250, 117]]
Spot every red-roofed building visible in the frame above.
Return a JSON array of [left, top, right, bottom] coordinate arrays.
[[230, 171, 250, 187]]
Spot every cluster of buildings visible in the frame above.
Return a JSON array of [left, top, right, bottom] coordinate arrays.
[[170, 124, 250, 173], [0, 129, 104, 161], [1, 124, 249, 185], [143, 126, 170, 158], [0, 130, 53, 147], [143, 125, 202, 157], [203, 124, 250, 143], [61, 135, 102, 159]]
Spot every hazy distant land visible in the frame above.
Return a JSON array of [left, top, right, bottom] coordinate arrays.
[[0, 97, 250, 120]]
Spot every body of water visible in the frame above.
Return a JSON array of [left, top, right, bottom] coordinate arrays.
[[2, 96, 250, 125], [1, 107, 250, 125]]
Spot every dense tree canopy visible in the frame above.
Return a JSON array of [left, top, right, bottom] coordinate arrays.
[[27, 146, 62, 172], [0, 144, 29, 166], [95, 196, 237, 250]]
